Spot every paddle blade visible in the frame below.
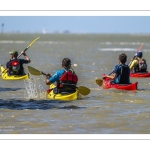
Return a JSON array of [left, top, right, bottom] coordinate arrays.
[[28, 66, 43, 75], [78, 86, 90, 96], [29, 37, 40, 47], [95, 78, 103, 86]]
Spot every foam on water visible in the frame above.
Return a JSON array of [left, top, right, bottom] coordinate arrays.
[[0, 40, 65, 45], [99, 48, 136, 51], [99, 48, 150, 52], [0, 41, 26, 44]]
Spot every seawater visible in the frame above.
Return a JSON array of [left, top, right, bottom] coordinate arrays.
[[0, 33, 150, 134]]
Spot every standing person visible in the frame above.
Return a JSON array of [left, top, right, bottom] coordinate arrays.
[[129, 51, 147, 73], [6, 50, 31, 75], [103, 53, 130, 84], [46, 58, 78, 94]]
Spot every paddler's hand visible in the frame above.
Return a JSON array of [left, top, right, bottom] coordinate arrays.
[[6, 68, 9, 72], [21, 50, 27, 56], [46, 73, 51, 79], [102, 75, 107, 79]]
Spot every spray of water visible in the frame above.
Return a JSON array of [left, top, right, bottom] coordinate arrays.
[[24, 75, 46, 99]]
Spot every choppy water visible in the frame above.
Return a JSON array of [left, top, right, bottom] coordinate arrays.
[[0, 33, 150, 134]]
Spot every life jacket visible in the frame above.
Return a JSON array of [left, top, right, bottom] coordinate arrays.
[[57, 69, 78, 88], [7, 59, 22, 75], [53, 69, 78, 94], [57, 70, 78, 90], [134, 58, 147, 73], [116, 64, 130, 84], [11, 59, 20, 72]]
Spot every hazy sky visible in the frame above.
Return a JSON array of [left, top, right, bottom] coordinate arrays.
[[0, 16, 150, 34], [0, 0, 150, 34]]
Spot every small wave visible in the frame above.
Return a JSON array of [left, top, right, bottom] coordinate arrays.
[[0, 41, 65, 45], [0, 87, 23, 92], [99, 48, 150, 52], [0, 41, 26, 44], [99, 48, 136, 51], [101, 42, 145, 46]]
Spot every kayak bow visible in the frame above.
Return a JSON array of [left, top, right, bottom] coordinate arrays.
[[0, 65, 29, 80]]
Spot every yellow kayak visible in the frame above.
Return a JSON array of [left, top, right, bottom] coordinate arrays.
[[0, 65, 29, 80], [46, 84, 81, 101]]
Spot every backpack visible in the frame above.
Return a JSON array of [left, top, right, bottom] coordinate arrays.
[[11, 59, 20, 71], [138, 59, 147, 71]]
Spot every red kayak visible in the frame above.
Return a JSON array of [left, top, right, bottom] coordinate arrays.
[[130, 72, 150, 78], [102, 76, 138, 91]]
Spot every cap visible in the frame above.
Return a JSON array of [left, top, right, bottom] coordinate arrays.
[[136, 51, 143, 57], [9, 50, 18, 57]]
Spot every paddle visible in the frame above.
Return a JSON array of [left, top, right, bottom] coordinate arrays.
[[128, 44, 143, 67], [95, 78, 103, 86], [77, 86, 90, 96], [28, 66, 90, 96], [95, 69, 115, 87], [28, 66, 46, 76], [0, 37, 40, 75], [17, 36, 40, 58]]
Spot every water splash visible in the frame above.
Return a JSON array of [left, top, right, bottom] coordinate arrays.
[[24, 75, 46, 99]]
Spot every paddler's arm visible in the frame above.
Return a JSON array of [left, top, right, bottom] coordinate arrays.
[[129, 60, 138, 71], [46, 70, 63, 85], [21, 50, 31, 63], [103, 73, 117, 80]]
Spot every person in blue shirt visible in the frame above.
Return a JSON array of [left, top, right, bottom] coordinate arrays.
[[6, 50, 31, 75], [103, 53, 130, 84], [46, 58, 78, 94]]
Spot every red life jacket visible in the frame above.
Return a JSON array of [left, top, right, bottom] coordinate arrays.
[[58, 69, 78, 88]]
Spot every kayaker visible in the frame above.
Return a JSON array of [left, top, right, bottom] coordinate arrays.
[[46, 58, 78, 94], [103, 53, 130, 84], [6, 50, 31, 75], [129, 51, 147, 73]]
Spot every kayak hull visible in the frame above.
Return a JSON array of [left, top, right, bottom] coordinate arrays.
[[130, 72, 150, 78], [46, 84, 81, 101], [0, 65, 29, 80], [102, 76, 138, 90]]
